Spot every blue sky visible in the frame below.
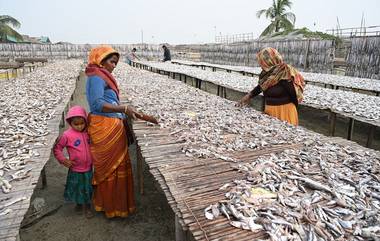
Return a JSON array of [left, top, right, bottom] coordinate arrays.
[[1, 0, 379, 44]]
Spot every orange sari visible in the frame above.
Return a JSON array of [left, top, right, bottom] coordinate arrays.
[[87, 114, 135, 218], [264, 103, 299, 126]]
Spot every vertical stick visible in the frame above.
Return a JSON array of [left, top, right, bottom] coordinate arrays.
[[60, 112, 65, 128], [261, 96, 265, 111], [136, 145, 144, 195], [175, 215, 187, 241], [366, 125, 375, 148], [303, 39, 311, 70], [329, 111, 337, 136], [347, 118, 354, 140], [41, 167, 47, 189]]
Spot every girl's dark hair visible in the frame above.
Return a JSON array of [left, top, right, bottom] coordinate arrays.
[[101, 53, 120, 64], [132, 48, 137, 51]]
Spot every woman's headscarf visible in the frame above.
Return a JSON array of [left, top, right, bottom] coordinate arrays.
[[85, 45, 120, 99], [257, 47, 305, 103]]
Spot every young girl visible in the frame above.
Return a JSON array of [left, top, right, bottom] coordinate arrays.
[[53, 105, 94, 218]]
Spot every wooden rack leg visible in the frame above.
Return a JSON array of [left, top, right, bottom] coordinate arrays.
[[136, 145, 144, 195], [329, 112, 337, 136], [175, 215, 188, 241], [261, 97, 265, 111], [347, 118, 354, 140], [60, 112, 65, 128], [366, 125, 375, 148], [41, 167, 47, 189]]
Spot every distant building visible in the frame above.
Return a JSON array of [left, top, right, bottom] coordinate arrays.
[[21, 35, 51, 44], [38, 36, 51, 43]]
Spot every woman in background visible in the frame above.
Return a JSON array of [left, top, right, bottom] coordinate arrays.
[[237, 47, 305, 126]]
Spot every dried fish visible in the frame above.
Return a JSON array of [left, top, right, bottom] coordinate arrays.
[[203, 144, 380, 240], [0, 196, 27, 210], [0, 208, 12, 216], [173, 59, 380, 94], [117, 62, 323, 162], [0, 58, 82, 220], [115, 62, 380, 240], [138, 61, 380, 122]]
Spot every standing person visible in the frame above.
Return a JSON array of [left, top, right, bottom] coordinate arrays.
[[237, 47, 305, 126], [85, 45, 139, 218], [126, 48, 139, 65], [53, 106, 94, 219], [162, 45, 171, 62]]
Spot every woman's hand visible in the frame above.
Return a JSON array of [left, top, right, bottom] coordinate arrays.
[[124, 105, 139, 119], [62, 159, 73, 168], [236, 94, 251, 107]]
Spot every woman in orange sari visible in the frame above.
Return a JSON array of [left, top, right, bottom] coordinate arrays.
[[238, 47, 305, 125], [85, 45, 138, 218]]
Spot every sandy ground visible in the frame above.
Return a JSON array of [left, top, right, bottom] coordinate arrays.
[[20, 73, 175, 241]]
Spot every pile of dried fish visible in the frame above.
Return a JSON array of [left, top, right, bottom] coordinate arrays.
[[0, 60, 82, 215], [205, 140, 380, 240], [173, 59, 380, 93], [137, 61, 380, 122], [116, 63, 320, 162]]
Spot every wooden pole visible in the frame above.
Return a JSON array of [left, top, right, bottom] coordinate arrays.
[[41, 167, 47, 189], [347, 118, 355, 140], [329, 112, 337, 136], [366, 125, 375, 148], [60, 112, 65, 128], [175, 215, 187, 241], [303, 39, 311, 70], [261, 96, 265, 111], [136, 145, 144, 195]]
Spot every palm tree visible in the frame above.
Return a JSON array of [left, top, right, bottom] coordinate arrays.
[[0, 15, 23, 42], [256, 0, 296, 36]]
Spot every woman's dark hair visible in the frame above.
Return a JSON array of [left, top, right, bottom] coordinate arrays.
[[101, 52, 120, 65], [132, 48, 137, 51]]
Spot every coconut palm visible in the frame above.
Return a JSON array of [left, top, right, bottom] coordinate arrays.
[[256, 0, 296, 36], [0, 15, 23, 42]]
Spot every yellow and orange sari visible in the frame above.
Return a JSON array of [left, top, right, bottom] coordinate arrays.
[[88, 115, 135, 218]]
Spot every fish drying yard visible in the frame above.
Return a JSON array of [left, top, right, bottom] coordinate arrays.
[[3, 0, 380, 239], [0, 55, 379, 240]]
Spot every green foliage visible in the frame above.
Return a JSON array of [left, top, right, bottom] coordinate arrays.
[[270, 27, 342, 44], [0, 15, 23, 42], [257, 0, 296, 36]]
